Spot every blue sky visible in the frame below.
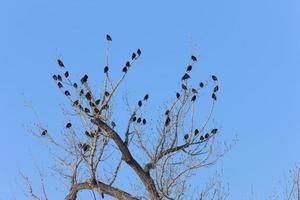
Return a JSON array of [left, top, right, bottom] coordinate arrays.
[[0, 0, 300, 199]]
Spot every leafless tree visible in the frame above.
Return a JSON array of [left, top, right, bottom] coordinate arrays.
[[21, 35, 230, 200]]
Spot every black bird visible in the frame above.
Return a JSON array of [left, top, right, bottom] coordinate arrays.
[[106, 34, 112, 41], [41, 129, 47, 136], [79, 89, 84, 96], [181, 84, 188, 91], [137, 49, 141, 56], [64, 71, 69, 78], [57, 59, 65, 67], [212, 93, 217, 101], [191, 95, 196, 102], [176, 92, 180, 99], [104, 66, 109, 73], [78, 105, 83, 110], [165, 116, 171, 126], [89, 102, 95, 107], [82, 143, 90, 152], [212, 75, 218, 81], [85, 131, 94, 138], [52, 75, 58, 81], [181, 73, 190, 81], [132, 116, 137, 122], [95, 99, 100, 105], [137, 117, 142, 123], [104, 91, 110, 96], [143, 94, 149, 101], [165, 110, 170, 115], [111, 121, 116, 128], [57, 82, 63, 88], [66, 123, 72, 128], [187, 65, 192, 72], [81, 74, 88, 84], [205, 133, 210, 139], [192, 88, 198, 93], [64, 90, 70, 96], [122, 66, 128, 73], [73, 100, 79, 106], [85, 92, 92, 101], [73, 83, 78, 88], [191, 55, 197, 62], [213, 85, 219, 93], [200, 135, 205, 141], [199, 82, 204, 88], [126, 61, 130, 67], [194, 129, 199, 135], [94, 108, 100, 113], [57, 75, 62, 81], [211, 128, 218, 134], [138, 100, 142, 107], [142, 118, 146, 125], [184, 134, 189, 140], [84, 108, 90, 113], [132, 52, 136, 60]]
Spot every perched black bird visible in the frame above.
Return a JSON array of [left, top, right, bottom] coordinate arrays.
[[199, 82, 204, 88], [66, 123, 72, 128], [143, 94, 149, 101], [181, 73, 190, 81], [165, 116, 171, 126], [142, 118, 146, 125], [52, 75, 58, 81], [57, 59, 65, 67], [194, 129, 199, 135], [192, 88, 198, 93], [104, 91, 110, 97], [64, 90, 70, 96], [111, 121, 116, 128], [85, 131, 94, 138], [73, 83, 78, 88], [212, 93, 217, 101], [122, 66, 128, 73], [205, 133, 210, 139], [200, 135, 205, 141], [84, 108, 90, 113], [184, 134, 189, 140], [213, 85, 219, 93], [85, 92, 92, 101], [132, 53, 136, 60], [138, 100, 142, 107], [126, 61, 131, 67], [191, 95, 196, 102], [132, 116, 137, 122], [81, 74, 88, 84], [64, 71, 69, 78], [73, 100, 79, 106], [106, 34, 112, 41], [57, 82, 63, 88], [95, 99, 100, 105], [57, 75, 62, 81], [211, 128, 218, 134], [137, 49, 141, 56], [181, 84, 188, 90], [104, 66, 109, 73], [89, 102, 95, 107], [165, 110, 170, 115], [187, 65, 192, 72], [191, 55, 197, 62], [82, 143, 90, 152], [211, 75, 218, 81], [41, 129, 47, 136], [176, 92, 180, 99], [79, 89, 84, 96], [94, 108, 100, 113], [137, 117, 142, 123]]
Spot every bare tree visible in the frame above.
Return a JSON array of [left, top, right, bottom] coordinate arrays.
[[21, 35, 230, 200]]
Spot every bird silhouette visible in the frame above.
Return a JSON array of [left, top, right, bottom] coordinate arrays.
[[199, 82, 204, 88], [126, 61, 130, 67], [205, 133, 210, 139], [212, 93, 217, 101], [82, 143, 90, 152], [94, 108, 100, 113], [137, 117, 142, 123], [176, 92, 180, 99], [191, 55, 197, 62], [95, 99, 100, 105], [212, 75, 218, 81], [191, 95, 196, 102], [84, 108, 90, 113], [181, 84, 188, 90], [57, 75, 62, 81], [194, 129, 199, 135], [73, 83, 78, 88], [64, 71, 69, 78], [165, 116, 171, 126], [66, 123, 72, 128], [122, 66, 128, 73], [187, 65, 192, 72], [104, 66, 109, 73], [81, 74, 88, 84], [142, 119, 146, 125], [79, 89, 84, 96], [182, 73, 190, 81], [52, 75, 58, 81], [138, 100, 142, 107], [132, 53, 136, 60], [57, 82, 63, 88], [211, 128, 218, 134], [41, 129, 47, 136], [200, 136, 204, 141], [143, 94, 149, 101], [73, 100, 79, 106], [165, 110, 170, 115], [137, 49, 141, 56], [106, 34, 112, 41], [184, 134, 189, 140], [64, 90, 70, 96], [192, 88, 198, 93], [57, 59, 65, 67], [132, 116, 137, 122], [104, 91, 110, 96], [111, 121, 116, 128], [85, 92, 92, 101], [89, 102, 95, 107], [213, 85, 219, 93]]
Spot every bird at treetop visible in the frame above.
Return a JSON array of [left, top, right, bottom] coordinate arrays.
[[212, 93, 217, 101], [66, 123, 72, 128], [176, 92, 180, 99], [122, 66, 128, 73], [73, 100, 79, 106], [104, 91, 110, 96], [191, 95, 196, 102], [199, 82, 204, 88], [137, 49, 141, 56], [84, 108, 90, 113], [165, 116, 171, 126], [85, 92, 92, 101], [111, 121, 116, 128], [192, 88, 198, 93], [211, 128, 218, 134], [132, 52, 137, 60], [79, 89, 84, 96], [41, 129, 47, 136], [104, 66, 109, 73], [181, 84, 188, 90], [106, 34, 112, 41], [126, 61, 130, 67], [194, 129, 199, 135], [57, 75, 62, 81], [52, 75, 58, 81], [212, 75, 218, 81], [138, 100, 142, 107], [142, 118, 146, 125], [187, 65, 192, 72], [81, 74, 88, 84], [205, 133, 210, 139], [191, 55, 197, 62], [137, 117, 142, 123], [57, 59, 65, 67], [144, 94, 149, 101], [200, 135, 204, 141], [64, 71, 69, 78], [165, 110, 170, 115], [73, 83, 78, 88], [182, 73, 190, 81], [214, 85, 219, 93], [57, 82, 63, 88], [184, 134, 189, 140], [64, 90, 70, 96]]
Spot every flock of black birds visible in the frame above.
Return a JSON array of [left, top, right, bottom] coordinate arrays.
[[42, 34, 220, 151]]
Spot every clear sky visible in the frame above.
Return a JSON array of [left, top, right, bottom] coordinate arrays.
[[0, 0, 300, 199]]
